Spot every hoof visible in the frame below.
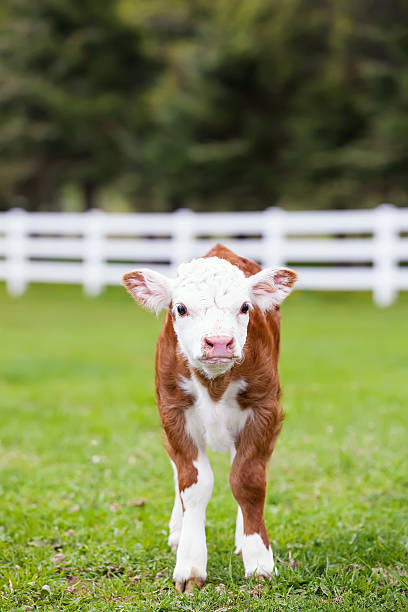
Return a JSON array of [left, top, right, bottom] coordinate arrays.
[[252, 566, 278, 580], [175, 577, 205, 593], [254, 573, 270, 582]]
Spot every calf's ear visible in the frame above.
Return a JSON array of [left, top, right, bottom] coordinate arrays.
[[122, 268, 172, 314], [248, 267, 297, 311]]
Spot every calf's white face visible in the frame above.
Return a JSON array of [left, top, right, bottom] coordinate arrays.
[[123, 256, 296, 378]]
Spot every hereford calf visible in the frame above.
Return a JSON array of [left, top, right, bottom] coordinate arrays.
[[123, 244, 297, 592]]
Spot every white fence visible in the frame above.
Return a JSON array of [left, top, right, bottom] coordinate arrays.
[[0, 205, 407, 306]]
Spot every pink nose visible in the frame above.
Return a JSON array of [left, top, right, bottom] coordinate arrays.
[[204, 336, 234, 358]]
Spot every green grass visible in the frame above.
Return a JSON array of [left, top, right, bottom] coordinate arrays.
[[0, 283, 407, 611]]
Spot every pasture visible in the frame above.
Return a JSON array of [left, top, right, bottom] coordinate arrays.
[[0, 284, 407, 610]]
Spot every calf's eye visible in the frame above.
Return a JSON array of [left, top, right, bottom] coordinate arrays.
[[177, 304, 188, 316], [240, 302, 249, 314]]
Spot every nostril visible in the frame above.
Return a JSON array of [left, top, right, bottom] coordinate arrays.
[[226, 338, 234, 350], [204, 338, 214, 348]]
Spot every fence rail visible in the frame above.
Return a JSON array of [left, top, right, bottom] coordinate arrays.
[[0, 205, 407, 305]]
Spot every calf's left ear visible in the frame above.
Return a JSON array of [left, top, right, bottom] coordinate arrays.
[[248, 267, 298, 311], [122, 268, 172, 314]]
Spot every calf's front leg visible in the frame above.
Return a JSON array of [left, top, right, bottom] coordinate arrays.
[[171, 450, 214, 593], [230, 455, 276, 578]]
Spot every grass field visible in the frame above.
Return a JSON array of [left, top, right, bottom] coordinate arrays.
[[0, 283, 407, 611]]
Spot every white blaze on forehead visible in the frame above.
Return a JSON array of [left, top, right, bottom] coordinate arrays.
[[173, 257, 248, 306]]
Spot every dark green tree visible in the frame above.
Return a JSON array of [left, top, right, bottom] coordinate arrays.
[[0, 0, 159, 210], [282, 0, 408, 209], [142, 0, 408, 210]]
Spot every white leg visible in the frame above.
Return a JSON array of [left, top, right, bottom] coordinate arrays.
[[230, 447, 244, 555], [173, 451, 214, 588], [241, 533, 277, 577], [234, 506, 243, 554], [168, 460, 183, 551]]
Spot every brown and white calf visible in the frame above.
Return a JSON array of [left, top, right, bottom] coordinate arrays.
[[123, 244, 297, 592]]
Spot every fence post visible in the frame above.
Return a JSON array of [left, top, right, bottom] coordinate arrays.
[[5, 208, 27, 296], [373, 204, 397, 307], [263, 207, 285, 268], [171, 209, 195, 274], [83, 208, 104, 296]]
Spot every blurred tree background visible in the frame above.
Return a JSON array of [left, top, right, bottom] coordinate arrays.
[[0, 0, 407, 212]]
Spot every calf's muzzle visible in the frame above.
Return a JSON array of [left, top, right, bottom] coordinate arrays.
[[203, 335, 234, 359]]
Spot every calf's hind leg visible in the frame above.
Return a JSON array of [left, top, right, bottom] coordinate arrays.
[[168, 460, 183, 551], [234, 506, 244, 555]]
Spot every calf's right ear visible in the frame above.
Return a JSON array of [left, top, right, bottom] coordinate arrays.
[[122, 268, 172, 314]]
